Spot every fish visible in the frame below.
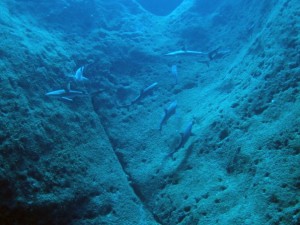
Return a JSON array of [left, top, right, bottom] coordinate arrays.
[[208, 47, 230, 60], [130, 82, 158, 105], [165, 48, 229, 65], [159, 100, 177, 131], [66, 66, 88, 82], [169, 120, 194, 157], [74, 66, 88, 82], [45, 83, 87, 102], [171, 65, 178, 85], [165, 50, 208, 56]]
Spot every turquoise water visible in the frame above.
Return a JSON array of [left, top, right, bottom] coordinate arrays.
[[0, 0, 299, 224]]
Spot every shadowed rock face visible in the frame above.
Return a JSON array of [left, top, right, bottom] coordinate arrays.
[[136, 0, 184, 16], [13, 0, 98, 31]]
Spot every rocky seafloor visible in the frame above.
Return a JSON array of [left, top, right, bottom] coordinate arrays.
[[0, 0, 299, 224]]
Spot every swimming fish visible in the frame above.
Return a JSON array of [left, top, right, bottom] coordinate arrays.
[[74, 66, 88, 82], [169, 120, 194, 157], [171, 65, 178, 85], [159, 100, 177, 131], [45, 83, 87, 102], [208, 48, 230, 60], [66, 66, 88, 82], [130, 82, 158, 105], [165, 50, 208, 56]]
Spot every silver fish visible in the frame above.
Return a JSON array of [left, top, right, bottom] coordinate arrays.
[[159, 100, 177, 131]]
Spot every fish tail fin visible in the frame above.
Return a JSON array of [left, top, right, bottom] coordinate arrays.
[[208, 47, 221, 60]]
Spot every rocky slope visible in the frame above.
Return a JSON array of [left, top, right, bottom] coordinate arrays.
[[0, 0, 158, 224], [0, 0, 299, 224]]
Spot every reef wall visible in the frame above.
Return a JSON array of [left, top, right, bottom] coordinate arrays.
[[0, 0, 299, 224], [0, 0, 157, 224]]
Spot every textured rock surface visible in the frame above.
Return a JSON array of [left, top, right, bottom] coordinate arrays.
[[0, 0, 157, 224], [92, 0, 300, 224], [0, 0, 299, 224]]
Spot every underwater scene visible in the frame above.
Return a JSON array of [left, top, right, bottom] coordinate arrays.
[[0, 0, 299, 224]]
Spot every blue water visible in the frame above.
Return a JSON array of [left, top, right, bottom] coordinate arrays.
[[136, 0, 184, 16], [1, 0, 299, 225]]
